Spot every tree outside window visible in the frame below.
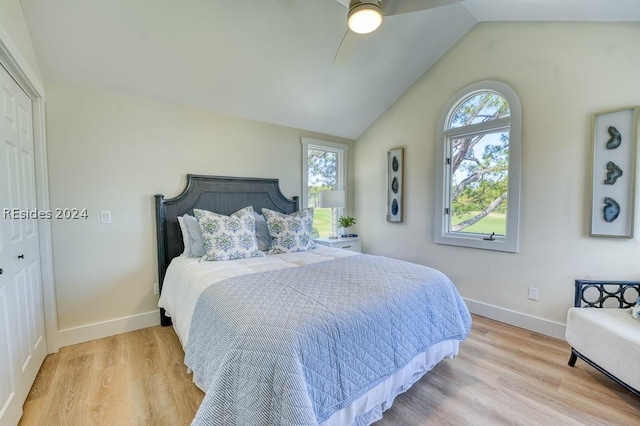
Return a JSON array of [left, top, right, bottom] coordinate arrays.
[[449, 93, 509, 235], [301, 138, 347, 238]]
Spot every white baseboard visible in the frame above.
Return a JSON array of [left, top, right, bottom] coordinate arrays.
[[58, 310, 160, 348], [464, 298, 566, 341], [56, 301, 565, 348]]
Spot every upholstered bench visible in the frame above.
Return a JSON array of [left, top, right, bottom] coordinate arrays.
[[565, 280, 640, 397]]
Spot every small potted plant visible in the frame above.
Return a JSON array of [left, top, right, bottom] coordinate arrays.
[[338, 216, 357, 237]]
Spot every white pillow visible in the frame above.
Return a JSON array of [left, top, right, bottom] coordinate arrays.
[[261, 208, 316, 254], [177, 216, 190, 255], [178, 214, 205, 258], [194, 206, 264, 261], [253, 212, 272, 252], [184, 214, 205, 257]]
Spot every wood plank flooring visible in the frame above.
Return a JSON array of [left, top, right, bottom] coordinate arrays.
[[19, 315, 640, 425]]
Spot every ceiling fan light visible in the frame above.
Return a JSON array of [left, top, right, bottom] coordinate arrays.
[[348, 2, 383, 35]]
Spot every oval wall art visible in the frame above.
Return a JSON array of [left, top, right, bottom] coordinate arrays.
[[590, 106, 639, 238], [387, 147, 404, 223]]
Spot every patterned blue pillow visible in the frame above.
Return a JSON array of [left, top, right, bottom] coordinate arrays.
[[194, 207, 265, 261], [262, 208, 316, 254]]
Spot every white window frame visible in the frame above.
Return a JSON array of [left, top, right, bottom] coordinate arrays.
[[434, 80, 522, 253], [301, 137, 348, 212]]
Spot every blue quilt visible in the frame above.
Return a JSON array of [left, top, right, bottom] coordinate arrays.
[[185, 254, 471, 425]]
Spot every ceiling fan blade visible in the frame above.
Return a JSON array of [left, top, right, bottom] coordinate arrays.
[[333, 30, 360, 65], [382, 0, 460, 16]]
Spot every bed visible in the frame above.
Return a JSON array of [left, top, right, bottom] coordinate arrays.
[[155, 175, 472, 425]]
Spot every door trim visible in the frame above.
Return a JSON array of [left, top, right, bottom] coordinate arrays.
[[0, 23, 59, 353]]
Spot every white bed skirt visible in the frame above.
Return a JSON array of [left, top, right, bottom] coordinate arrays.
[[322, 339, 459, 426]]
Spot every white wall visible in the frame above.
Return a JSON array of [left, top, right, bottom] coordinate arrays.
[[45, 82, 354, 345], [354, 22, 640, 338], [0, 0, 42, 82]]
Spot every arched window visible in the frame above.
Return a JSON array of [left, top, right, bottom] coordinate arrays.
[[434, 81, 522, 252]]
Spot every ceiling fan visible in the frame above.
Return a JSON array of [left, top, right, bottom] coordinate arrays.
[[333, 0, 460, 64]]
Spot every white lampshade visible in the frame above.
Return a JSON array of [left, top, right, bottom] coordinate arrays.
[[348, 1, 383, 34], [319, 190, 345, 208]]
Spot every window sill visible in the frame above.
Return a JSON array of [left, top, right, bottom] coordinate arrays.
[[435, 234, 518, 253]]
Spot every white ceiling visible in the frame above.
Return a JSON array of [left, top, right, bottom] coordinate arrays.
[[19, 0, 640, 139]]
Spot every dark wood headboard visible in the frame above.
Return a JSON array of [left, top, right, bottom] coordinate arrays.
[[155, 174, 299, 325]]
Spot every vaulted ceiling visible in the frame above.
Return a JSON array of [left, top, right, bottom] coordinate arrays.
[[20, 0, 640, 139]]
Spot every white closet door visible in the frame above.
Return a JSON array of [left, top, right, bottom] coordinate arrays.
[[0, 61, 21, 426], [0, 63, 46, 426], [16, 79, 47, 401]]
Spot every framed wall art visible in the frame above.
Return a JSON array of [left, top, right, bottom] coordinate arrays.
[[387, 147, 404, 222], [590, 106, 639, 238]]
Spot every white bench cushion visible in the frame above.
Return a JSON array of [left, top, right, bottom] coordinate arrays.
[[566, 308, 640, 391]]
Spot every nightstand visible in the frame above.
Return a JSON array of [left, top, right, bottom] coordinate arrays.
[[313, 237, 361, 253]]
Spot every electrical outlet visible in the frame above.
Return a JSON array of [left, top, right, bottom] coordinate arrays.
[[153, 282, 160, 296], [101, 210, 111, 224], [528, 286, 539, 301]]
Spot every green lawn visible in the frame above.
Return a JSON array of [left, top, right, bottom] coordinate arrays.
[[315, 209, 504, 237], [313, 208, 332, 238], [452, 212, 506, 235]]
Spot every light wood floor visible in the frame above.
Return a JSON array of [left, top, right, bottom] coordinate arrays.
[[19, 315, 640, 425]]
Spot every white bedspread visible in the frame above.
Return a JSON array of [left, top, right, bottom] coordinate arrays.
[[158, 246, 358, 348]]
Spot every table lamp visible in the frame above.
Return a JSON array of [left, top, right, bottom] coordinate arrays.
[[319, 189, 345, 239]]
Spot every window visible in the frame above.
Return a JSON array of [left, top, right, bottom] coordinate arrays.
[[434, 81, 522, 252], [301, 138, 348, 238]]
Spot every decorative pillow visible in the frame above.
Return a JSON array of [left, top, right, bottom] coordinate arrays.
[[194, 207, 264, 261], [253, 212, 272, 252], [180, 214, 205, 258], [630, 297, 640, 321], [261, 208, 316, 254]]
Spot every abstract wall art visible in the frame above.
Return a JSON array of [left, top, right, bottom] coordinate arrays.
[[387, 147, 404, 223], [590, 106, 639, 238]]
